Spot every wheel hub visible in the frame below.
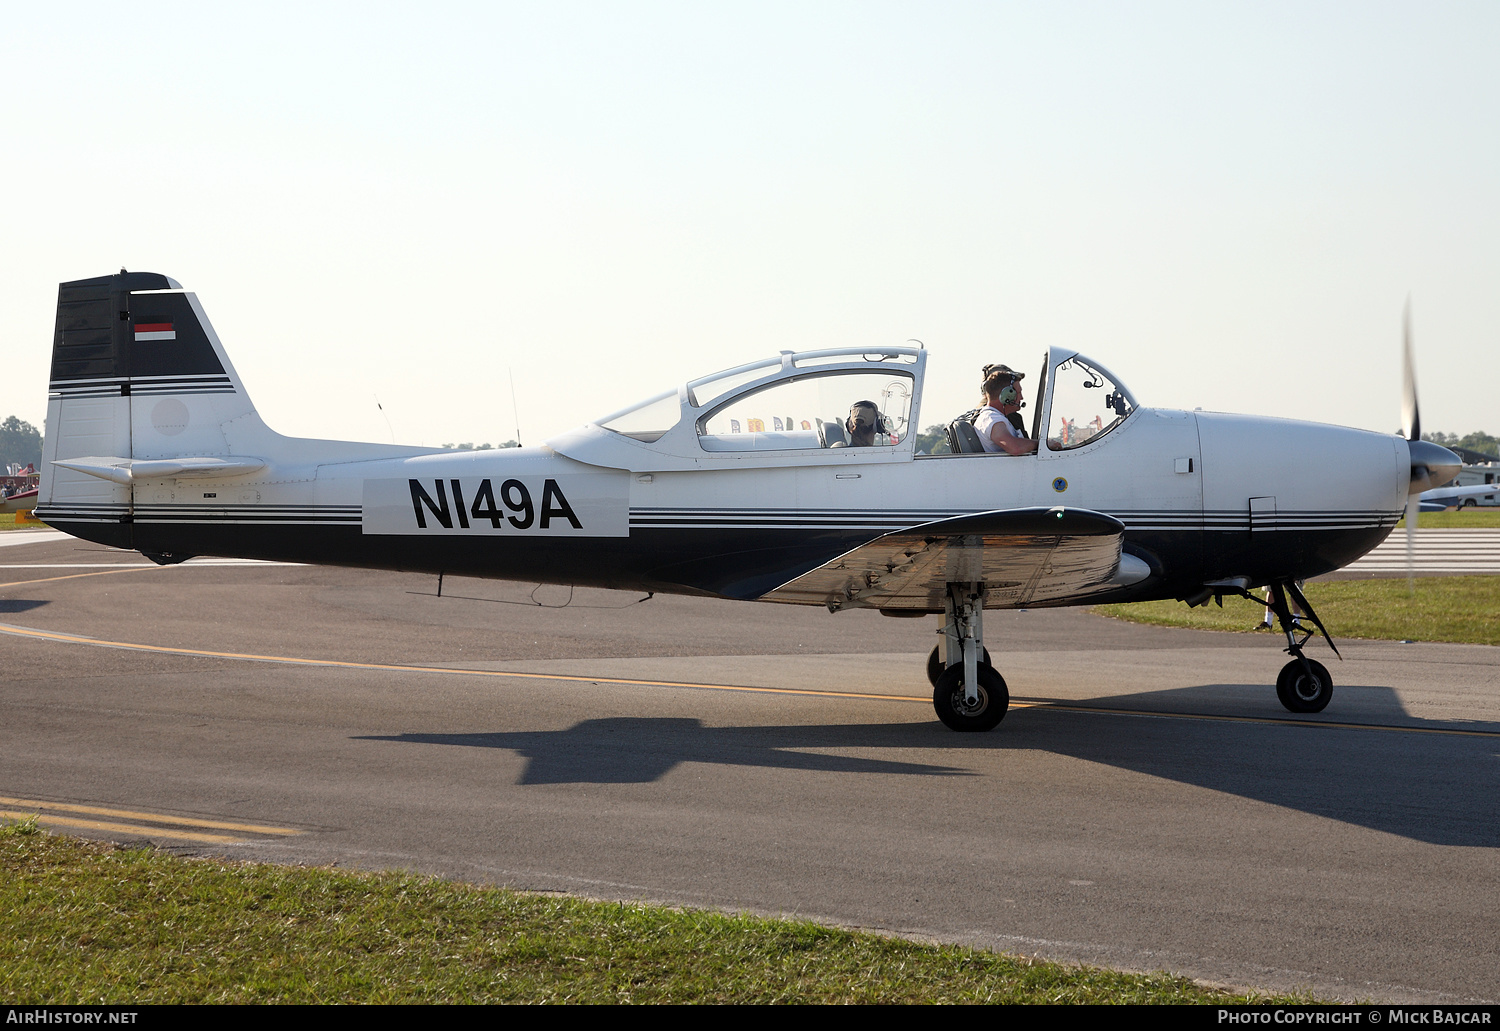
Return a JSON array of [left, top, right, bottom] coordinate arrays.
[[1293, 673, 1323, 702], [950, 685, 988, 716]]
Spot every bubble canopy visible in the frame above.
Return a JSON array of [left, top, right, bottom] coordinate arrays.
[[551, 344, 1139, 472], [587, 347, 924, 457], [545, 347, 927, 472]]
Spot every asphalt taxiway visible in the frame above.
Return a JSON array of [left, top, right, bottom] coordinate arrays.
[[2, 528, 1498, 1002]]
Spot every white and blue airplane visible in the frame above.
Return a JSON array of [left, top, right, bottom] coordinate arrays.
[[36, 271, 1461, 730], [1419, 482, 1497, 511]]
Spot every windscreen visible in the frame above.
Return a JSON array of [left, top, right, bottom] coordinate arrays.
[[1046, 355, 1135, 450]]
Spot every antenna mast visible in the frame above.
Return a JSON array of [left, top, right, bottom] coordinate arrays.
[[509, 368, 523, 447]]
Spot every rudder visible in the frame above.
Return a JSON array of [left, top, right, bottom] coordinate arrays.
[[39, 270, 262, 545]]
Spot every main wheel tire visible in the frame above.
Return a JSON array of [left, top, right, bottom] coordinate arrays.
[[1276, 658, 1333, 713], [932, 663, 1009, 731], [926, 643, 994, 687]]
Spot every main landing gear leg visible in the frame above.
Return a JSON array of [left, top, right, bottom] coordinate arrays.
[[931, 582, 1009, 732], [1265, 580, 1340, 714]]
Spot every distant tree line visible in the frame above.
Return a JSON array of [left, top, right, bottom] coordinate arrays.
[[1423, 431, 1499, 460], [916, 425, 951, 455], [441, 441, 521, 451], [0, 416, 42, 468]]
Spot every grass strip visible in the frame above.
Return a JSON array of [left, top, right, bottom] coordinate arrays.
[[0, 512, 49, 531], [1095, 576, 1500, 646], [0, 821, 1294, 1004], [1397, 509, 1500, 529]]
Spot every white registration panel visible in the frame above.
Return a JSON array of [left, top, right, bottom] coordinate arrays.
[[361, 474, 629, 537]]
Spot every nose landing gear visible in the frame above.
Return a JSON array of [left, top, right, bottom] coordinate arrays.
[[1264, 580, 1340, 714], [1276, 656, 1333, 713], [1198, 578, 1342, 713]]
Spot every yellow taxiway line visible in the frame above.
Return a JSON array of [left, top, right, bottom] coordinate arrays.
[[0, 620, 914, 703], [1, 620, 1496, 739], [0, 567, 164, 590], [1, 810, 249, 845], [0, 795, 302, 844], [0, 795, 300, 836]]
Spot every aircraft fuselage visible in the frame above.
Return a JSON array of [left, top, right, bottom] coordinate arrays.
[[50, 406, 1406, 609]]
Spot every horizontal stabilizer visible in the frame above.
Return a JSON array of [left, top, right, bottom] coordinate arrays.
[[759, 506, 1143, 611], [54, 456, 268, 485]]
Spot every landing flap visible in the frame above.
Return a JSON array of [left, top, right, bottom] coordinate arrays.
[[758, 506, 1130, 611]]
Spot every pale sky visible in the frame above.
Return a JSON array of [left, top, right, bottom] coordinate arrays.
[[2, 2, 1496, 447]]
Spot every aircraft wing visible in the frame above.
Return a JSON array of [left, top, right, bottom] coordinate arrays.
[[1419, 483, 1497, 508], [758, 507, 1140, 612]]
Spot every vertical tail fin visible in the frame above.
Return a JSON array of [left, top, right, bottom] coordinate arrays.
[[39, 271, 263, 545]]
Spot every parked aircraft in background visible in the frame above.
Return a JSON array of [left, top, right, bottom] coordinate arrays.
[[1, 488, 38, 515], [1419, 482, 1498, 511], [36, 272, 1460, 729]]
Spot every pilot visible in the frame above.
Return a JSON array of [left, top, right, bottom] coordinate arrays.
[[831, 400, 882, 448], [975, 364, 1038, 455]]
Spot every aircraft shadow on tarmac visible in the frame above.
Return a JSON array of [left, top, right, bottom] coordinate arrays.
[[359, 718, 975, 785], [361, 682, 1500, 848], [1031, 681, 1500, 849], [0, 600, 49, 613]]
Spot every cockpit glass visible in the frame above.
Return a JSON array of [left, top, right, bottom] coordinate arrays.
[[596, 389, 680, 443], [687, 361, 781, 409], [1046, 356, 1135, 451], [793, 351, 918, 370], [698, 371, 914, 452]]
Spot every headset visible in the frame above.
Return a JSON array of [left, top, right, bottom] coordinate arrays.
[[983, 365, 1026, 409], [845, 400, 889, 439]]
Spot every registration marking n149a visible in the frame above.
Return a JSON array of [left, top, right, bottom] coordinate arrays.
[[361, 475, 629, 537]]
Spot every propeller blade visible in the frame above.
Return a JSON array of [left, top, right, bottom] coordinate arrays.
[[1401, 300, 1420, 442], [1406, 492, 1419, 593]]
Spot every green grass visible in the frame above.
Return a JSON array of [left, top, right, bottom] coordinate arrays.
[[1096, 576, 1500, 646], [1398, 508, 1500, 528], [0, 511, 46, 530], [0, 823, 1297, 1005]]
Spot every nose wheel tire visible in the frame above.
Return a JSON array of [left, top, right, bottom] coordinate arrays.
[[932, 663, 1009, 731], [926, 644, 993, 687], [1276, 658, 1333, 713]]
